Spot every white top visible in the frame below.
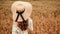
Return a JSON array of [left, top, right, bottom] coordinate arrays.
[[12, 17, 33, 34]]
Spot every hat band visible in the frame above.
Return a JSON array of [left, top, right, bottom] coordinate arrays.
[[15, 11, 25, 22]]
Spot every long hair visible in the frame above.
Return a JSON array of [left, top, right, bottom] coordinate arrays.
[[17, 19, 28, 31]]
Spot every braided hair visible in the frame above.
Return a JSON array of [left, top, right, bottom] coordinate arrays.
[[17, 19, 28, 31]]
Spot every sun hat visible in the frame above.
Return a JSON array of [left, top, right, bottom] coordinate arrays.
[[11, 1, 32, 21]]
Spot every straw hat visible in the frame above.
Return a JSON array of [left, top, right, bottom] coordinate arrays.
[[11, 1, 32, 21]]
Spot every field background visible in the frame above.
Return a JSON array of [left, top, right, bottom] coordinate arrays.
[[0, 0, 60, 34]]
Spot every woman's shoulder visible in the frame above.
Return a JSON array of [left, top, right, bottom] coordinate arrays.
[[28, 17, 32, 22]]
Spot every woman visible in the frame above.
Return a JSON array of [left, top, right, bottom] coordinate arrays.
[[11, 1, 33, 34]]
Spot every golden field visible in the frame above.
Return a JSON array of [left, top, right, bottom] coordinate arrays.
[[0, 0, 60, 34]]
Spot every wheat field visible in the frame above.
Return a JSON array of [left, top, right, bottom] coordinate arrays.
[[0, 0, 60, 34]]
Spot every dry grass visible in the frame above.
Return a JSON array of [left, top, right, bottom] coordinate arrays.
[[0, 1, 60, 34]]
